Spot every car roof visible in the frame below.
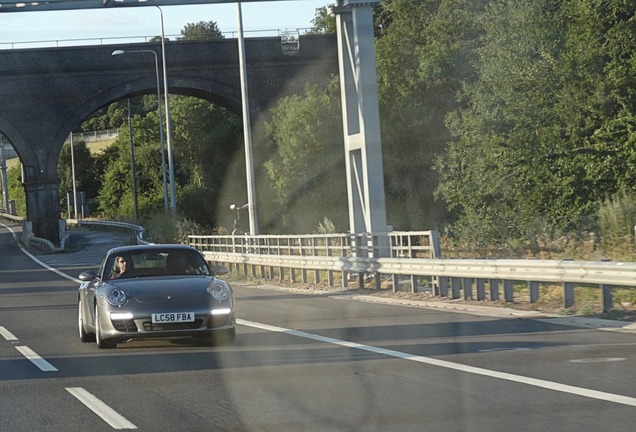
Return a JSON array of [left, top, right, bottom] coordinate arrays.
[[106, 244, 199, 256]]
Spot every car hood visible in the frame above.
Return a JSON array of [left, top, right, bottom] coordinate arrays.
[[107, 276, 212, 305]]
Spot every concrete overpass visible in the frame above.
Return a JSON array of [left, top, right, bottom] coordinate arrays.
[[0, 34, 338, 244]]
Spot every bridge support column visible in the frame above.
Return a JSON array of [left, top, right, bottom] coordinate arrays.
[[23, 171, 62, 246], [331, 0, 389, 257]]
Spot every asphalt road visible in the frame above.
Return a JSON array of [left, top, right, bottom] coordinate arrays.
[[1, 221, 635, 431]]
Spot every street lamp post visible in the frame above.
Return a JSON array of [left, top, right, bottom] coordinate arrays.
[[127, 98, 139, 222], [0, 136, 9, 211], [157, 5, 177, 218], [69, 132, 79, 220], [112, 48, 168, 212], [236, 1, 259, 235], [230, 203, 249, 235]]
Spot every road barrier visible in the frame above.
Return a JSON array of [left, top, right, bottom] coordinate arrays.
[[67, 218, 149, 245], [188, 231, 440, 291], [189, 232, 635, 313]]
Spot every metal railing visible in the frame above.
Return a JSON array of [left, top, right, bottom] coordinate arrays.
[[189, 231, 440, 291], [189, 231, 634, 313], [190, 231, 439, 258], [66, 218, 149, 245], [0, 28, 313, 50], [65, 129, 120, 144]]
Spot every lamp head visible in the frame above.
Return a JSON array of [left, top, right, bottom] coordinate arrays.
[[111, 50, 125, 56]]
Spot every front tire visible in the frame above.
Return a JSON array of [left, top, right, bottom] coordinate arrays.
[[95, 306, 116, 349], [78, 300, 95, 343]]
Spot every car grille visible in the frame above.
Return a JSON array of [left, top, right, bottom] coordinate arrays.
[[142, 320, 203, 331], [112, 319, 138, 332]]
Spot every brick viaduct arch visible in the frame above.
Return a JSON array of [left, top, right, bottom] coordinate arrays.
[[0, 35, 338, 244]]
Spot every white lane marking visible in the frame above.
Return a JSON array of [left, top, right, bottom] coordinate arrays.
[[478, 348, 531, 353], [14, 346, 58, 372], [1, 326, 58, 371], [0, 326, 18, 341], [66, 387, 137, 430], [569, 358, 627, 363], [0, 221, 80, 283], [237, 318, 636, 408]]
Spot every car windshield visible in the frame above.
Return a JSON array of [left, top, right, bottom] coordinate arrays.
[[104, 249, 211, 279]]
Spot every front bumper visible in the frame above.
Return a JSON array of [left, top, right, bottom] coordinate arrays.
[[99, 307, 235, 342]]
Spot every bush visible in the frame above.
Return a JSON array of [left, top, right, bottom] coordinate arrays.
[[143, 212, 202, 244], [597, 191, 636, 259]]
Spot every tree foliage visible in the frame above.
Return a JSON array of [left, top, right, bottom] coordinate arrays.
[[306, 6, 336, 34], [178, 20, 224, 40], [92, 95, 241, 226], [374, 0, 486, 229], [58, 140, 101, 216], [435, 0, 636, 243], [263, 80, 348, 233], [7, 166, 25, 215]]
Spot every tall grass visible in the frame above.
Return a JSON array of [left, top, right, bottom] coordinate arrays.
[[597, 190, 636, 260]]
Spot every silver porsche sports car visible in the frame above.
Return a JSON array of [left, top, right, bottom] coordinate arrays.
[[77, 244, 236, 349]]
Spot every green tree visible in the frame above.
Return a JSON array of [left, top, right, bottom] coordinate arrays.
[[263, 80, 347, 233], [435, 0, 636, 243], [375, 0, 485, 230], [168, 95, 242, 226], [95, 95, 241, 225], [307, 6, 336, 34], [58, 140, 101, 216], [178, 20, 224, 40], [7, 166, 25, 215], [96, 106, 167, 219]]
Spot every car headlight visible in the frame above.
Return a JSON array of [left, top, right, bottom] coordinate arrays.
[[106, 288, 128, 307], [207, 280, 231, 302]]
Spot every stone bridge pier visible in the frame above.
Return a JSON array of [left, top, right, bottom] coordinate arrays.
[[24, 177, 63, 244], [0, 112, 68, 245]]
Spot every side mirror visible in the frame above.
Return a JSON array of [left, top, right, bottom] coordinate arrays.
[[78, 270, 98, 281], [212, 264, 229, 276]]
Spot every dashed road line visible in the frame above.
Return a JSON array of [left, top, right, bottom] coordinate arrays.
[[14, 346, 58, 372], [66, 387, 137, 430], [0, 326, 18, 341], [1, 326, 58, 372]]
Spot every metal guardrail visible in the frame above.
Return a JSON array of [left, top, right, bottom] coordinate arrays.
[[190, 231, 634, 313], [188, 231, 440, 291], [189, 231, 440, 258], [0, 208, 21, 222], [0, 210, 69, 251], [67, 218, 149, 245]]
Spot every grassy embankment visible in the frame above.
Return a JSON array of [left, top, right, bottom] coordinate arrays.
[[5, 139, 116, 171]]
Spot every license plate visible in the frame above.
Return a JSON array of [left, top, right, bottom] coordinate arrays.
[[151, 312, 195, 323]]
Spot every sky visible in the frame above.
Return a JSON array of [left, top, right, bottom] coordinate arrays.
[[0, 0, 329, 46]]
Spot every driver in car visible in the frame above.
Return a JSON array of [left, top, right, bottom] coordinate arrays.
[[111, 256, 131, 279]]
